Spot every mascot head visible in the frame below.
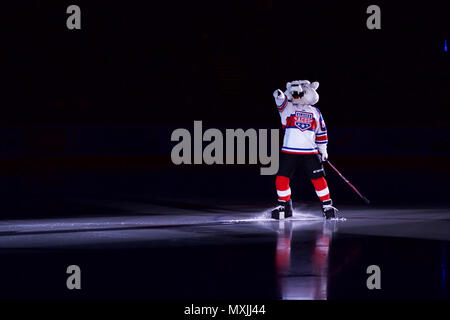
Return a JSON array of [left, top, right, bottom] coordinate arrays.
[[285, 80, 320, 105]]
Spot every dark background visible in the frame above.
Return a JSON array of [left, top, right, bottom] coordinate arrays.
[[1, 0, 449, 219]]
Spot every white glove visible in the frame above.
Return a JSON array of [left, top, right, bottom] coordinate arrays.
[[319, 149, 328, 162], [273, 89, 284, 99]]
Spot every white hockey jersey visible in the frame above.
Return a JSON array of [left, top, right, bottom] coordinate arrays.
[[275, 95, 328, 155]]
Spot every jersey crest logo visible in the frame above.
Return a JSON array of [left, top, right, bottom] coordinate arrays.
[[294, 111, 314, 131]]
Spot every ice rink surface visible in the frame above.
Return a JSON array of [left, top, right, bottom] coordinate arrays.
[[0, 199, 449, 300]]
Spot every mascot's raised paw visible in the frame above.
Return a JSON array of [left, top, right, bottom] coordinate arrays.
[[273, 89, 284, 99]]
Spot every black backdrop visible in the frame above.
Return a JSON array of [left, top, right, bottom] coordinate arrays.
[[3, 0, 449, 126]]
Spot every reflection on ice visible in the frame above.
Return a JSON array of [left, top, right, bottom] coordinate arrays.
[[276, 219, 342, 300]]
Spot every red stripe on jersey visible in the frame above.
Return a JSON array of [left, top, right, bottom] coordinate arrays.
[[315, 134, 328, 142], [281, 150, 319, 155], [277, 97, 288, 112]]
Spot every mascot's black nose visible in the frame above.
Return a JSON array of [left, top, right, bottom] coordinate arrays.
[[292, 91, 305, 99]]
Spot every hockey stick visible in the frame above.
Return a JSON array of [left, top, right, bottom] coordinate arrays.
[[325, 160, 370, 204]]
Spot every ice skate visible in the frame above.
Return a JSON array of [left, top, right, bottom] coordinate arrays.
[[271, 199, 293, 220], [322, 200, 338, 219]]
